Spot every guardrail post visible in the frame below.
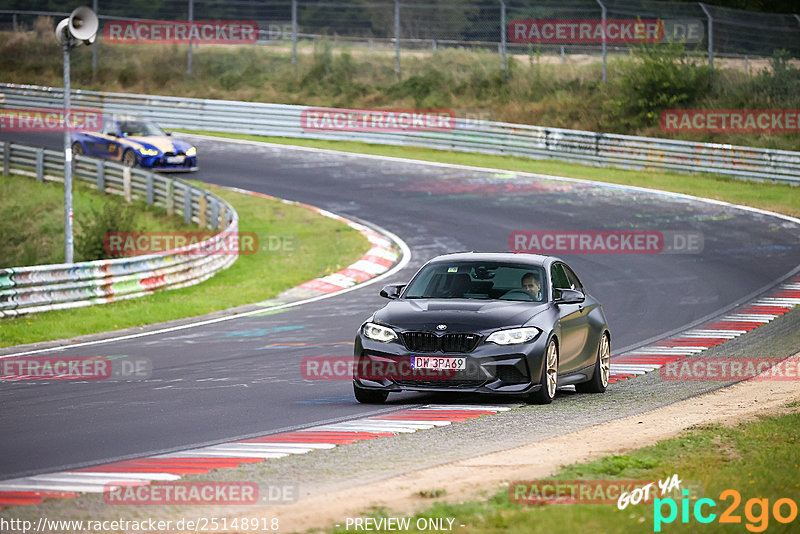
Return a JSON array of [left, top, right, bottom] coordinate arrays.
[[96, 160, 105, 192], [219, 204, 227, 230], [210, 198, 220, 230], [3, 142, 10, 176], [184, 185, 193, 224], [146, 173, 154, 205], [166, 180, 174, 216], [35, 148, 44, 182], [198, 194, 207, 228], [123, 167, 132, 203]]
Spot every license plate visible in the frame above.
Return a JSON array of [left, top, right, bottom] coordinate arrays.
[[166, 156, 185, 164], [411, 356, 466, 370]]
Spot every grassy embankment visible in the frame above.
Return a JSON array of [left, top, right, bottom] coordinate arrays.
[[329, 406, 800, 533]]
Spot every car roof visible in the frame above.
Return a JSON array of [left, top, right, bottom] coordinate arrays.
[[426, 252, 556, 267]]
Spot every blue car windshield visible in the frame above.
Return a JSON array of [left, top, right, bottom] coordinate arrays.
[[119, 120, 165, 137], [403, 261, 546, 302]]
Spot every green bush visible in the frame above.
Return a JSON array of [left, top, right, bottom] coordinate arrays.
[[75, 201, 141, 262], [607, 42, 709, 129]]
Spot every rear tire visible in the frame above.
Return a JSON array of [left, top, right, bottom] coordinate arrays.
[[353, 382, 389, 404], [576, 333, 610, 393], [528, 338, 558, 404]]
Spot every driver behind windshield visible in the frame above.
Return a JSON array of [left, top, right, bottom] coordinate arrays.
[[521, 272, 542, 301]]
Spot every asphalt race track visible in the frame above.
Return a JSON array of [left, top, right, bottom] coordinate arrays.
[[1, 131, 799, 481]]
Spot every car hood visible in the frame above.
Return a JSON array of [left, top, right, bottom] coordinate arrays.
[[126, 136, 192, 154], [373, 299, 549, 332]]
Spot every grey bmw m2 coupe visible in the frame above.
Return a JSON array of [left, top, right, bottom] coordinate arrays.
[[353, 252, 610, 404]]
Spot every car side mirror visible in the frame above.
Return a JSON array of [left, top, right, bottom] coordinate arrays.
[[554, 288, 585, 305], [380, 284, 405, 299], [165, 131, 172, 136]]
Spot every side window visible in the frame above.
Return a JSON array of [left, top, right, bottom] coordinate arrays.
[[550, 263, 570, 290], [102, 120, 117, 136], [562, 265, 584, 292]]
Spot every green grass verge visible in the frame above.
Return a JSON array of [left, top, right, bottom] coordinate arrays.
[[186, 131, 800, 219], [0, 182, 369, 348], [0, 174, 194, 267], [329, 407, 800, 533]]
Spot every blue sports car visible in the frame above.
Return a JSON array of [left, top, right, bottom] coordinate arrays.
[[70, 115, 197, 172]]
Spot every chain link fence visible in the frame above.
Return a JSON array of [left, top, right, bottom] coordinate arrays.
[[1, 0, 799, 79]]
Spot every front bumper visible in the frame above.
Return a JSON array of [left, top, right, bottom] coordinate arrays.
[[354, 332, 548, 395], [140, 154, 198, 172]]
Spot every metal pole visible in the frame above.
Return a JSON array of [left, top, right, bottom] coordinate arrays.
[[63, 43, 74, 264], [12, 13, 17, 32], [92, 0, 98, 79], [500, 0, 507, 75], [699, 3, 713, 74], [596, 0, 606, 83], [292, 0, 297, 66], [188, 0, 194, 76], [394, 0, 400, 75]]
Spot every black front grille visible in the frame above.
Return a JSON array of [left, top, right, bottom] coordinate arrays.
[[394, 379, 486, 388], [401, 332, 480, 353]]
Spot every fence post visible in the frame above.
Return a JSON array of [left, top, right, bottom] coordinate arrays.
[[210, 198, 220, 230], [35, 148, 44, 182], [394, 0, 400, 75], [187, 0, 194, 76], [699, 3, 713, 75], [12, 13, 17, 32], [92, 0, 98, 79], [292, 0, 298, 66], [3, 143, 9, 176], [595, 0, 607, 83], [97, 160, 105, 192], [500, 0, 507, 76], [184, 185, 193, 224]]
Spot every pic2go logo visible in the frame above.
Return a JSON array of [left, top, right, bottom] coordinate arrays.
[[654, 489, 798, 533]]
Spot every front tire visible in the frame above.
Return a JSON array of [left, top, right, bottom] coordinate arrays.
[[528, 338, 558, 404], [71, 142, 84, 157], [353, 382, 389, 404], [122, 149, 137, 168], [576, 333, 610, 393]]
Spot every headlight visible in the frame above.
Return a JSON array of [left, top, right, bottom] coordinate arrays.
[[486, 327, 541, 345], [138, 148, 159, 156], [363, 322, 398, 343], [185, 147, 197, 157]]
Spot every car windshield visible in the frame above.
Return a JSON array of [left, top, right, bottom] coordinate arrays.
[[403, 261, 546, 302], [119, 119, 165, 137]]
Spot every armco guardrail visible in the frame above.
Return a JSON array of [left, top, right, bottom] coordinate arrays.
[[1, 84, 799, 185], [0, 139, 239, 318]]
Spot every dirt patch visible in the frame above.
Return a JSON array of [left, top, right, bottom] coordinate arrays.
[[229, 357, 800, 533]]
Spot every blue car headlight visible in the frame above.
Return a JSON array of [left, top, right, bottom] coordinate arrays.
[[138, 148, 159, 156], [486, 327, 541, 345], [185, 147, 197, 157], [363, 322, 398, 343]]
